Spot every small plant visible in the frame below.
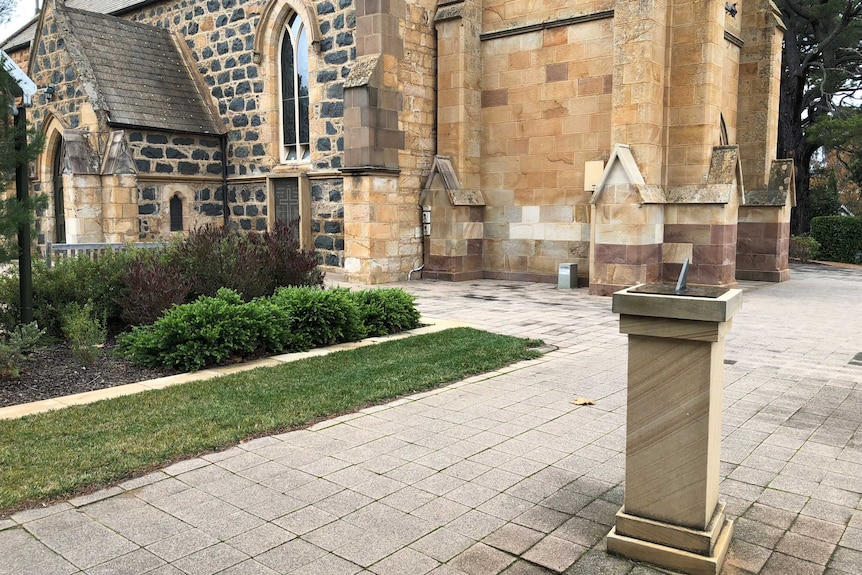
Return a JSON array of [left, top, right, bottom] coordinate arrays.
[[2, 251, 133, 337], [0, 322, 45, 378], [349, 289, 421, 336], [271, 287, 366, 347], [60, 302, 107, 366], [789, 235, 821, 262]]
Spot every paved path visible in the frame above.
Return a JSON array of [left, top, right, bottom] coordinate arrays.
[[2, 264, 861, 574]]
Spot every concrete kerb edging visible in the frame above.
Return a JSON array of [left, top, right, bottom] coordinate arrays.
[[0, 317, 484, 421]]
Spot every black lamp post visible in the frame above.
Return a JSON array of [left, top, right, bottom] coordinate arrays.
[[3, 50, 38, 325]]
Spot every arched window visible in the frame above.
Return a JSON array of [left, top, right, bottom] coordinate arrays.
[[170, 194, 183, 232], [280, 12, 310, 162]]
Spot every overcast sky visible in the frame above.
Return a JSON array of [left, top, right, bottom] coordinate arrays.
[[1, 0, 39, 47]]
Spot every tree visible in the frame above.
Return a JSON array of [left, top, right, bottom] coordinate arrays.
[[1, 57, 44, 264], [777, 0, 862, 233], [809, 110, 862, 214]]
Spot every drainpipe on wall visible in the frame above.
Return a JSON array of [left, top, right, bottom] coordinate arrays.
[[220, 134, 229, 227]]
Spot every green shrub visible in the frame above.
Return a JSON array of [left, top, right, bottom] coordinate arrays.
[[117, 288, 299, 371], [789, 235, 821, 262], [349, 289, 421, 336], [270, 287, 366, 347], [0, 251, 134, 337], [116, 286, 422, 371], [116, 250, 191, 326], [810, 216, 862, 263], [0, 322, 45, 379], [60, 302, 106, 366]]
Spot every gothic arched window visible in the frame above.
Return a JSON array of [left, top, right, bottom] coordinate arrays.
[[280, 12, 310, 162], [170, 194, 183, 232]]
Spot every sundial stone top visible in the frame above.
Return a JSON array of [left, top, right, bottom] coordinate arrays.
[[612, 285, 743, 323], [630, 284, 729, 298]]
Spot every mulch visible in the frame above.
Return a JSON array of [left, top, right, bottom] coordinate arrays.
[[0, 341, 176, 408]]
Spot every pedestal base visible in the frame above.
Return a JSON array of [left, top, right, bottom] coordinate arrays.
[[607, 504, 733, 575]]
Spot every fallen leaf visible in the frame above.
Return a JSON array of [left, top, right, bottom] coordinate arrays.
[[572, 397, 595, 406]]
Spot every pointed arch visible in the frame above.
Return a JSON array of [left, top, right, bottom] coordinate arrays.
[[254, 0, 322, 64], [38, 114, 69, 244]]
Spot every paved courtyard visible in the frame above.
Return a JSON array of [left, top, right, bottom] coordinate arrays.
[[2, 263, 861, 574]]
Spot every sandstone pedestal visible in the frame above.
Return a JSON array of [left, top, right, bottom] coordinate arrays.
[[608, 286, 742, 575]]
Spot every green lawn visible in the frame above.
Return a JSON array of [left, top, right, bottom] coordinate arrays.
[[0, 327, 542, 514]]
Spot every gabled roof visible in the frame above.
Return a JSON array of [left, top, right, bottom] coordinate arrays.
[[1, 0, 160, 50], [50, 5, 222, 135]]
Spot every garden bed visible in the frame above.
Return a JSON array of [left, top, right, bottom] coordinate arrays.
[[0, 340, 176, 408]]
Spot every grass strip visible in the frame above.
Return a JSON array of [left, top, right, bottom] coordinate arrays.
[[0, 327, 542, 513]]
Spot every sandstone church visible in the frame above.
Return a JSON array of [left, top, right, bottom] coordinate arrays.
[[2, 0, 793, 293]]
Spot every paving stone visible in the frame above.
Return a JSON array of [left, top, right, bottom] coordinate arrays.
[[742, 502, 797, 530], [303, 519, 367, 552], [83, 548, 164, 575], [0, 528, 79, 575], [291, 552, 364, 575], [791, 514, 848, 545], [316, 489, 376, 517], [756, 488, 809, 513], [257, 539, 327, 573], [274, 505, 336, 535], [521, 535, 586, 572], [412, 497, 471, 525], [117, 472, 170, 491], [574, 499, 618, 527], [724, 539, 772, 573], [551, 516, 609, 548], [10, 502, 74, 524], [170, 542, 248, 575], [483, 523, 544, 555], [512, 505, 570, 533], [801, 498, 855, 524], [478, 494, 536, 521], [409, 527, 475, 562], [839, 527, 862, 552], [333, 533, 405, 567], [448, 542, 515, 575], [760, 551, 822, 575], [776, 531, 836, 565], [556, 546, 634, 574], [162, 458, 209, 476], [829, 546, 862, 574], [145, 529, 219, 562], [730, 517, 786, 549], [209, 558, 280, 574], [446, 510, 508, 541], [499, 560, 555, 574], [226, 522, 295, 556], [369, 547, 439, 575]]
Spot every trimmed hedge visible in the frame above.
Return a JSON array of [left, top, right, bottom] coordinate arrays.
[[810, 216, 862, 264], [117, 287, 421, 371]]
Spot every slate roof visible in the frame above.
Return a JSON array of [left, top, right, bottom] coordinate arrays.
[[61, 6, 222, 134], [1, 0, 160, 50]]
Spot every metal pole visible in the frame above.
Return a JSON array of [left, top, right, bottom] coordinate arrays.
[[15, 104, 33, 325]]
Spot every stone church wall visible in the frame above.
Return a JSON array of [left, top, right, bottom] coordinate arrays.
[[480, 17, 613, 281]]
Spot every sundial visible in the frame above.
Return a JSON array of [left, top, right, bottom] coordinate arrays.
[[629, 258, 729, 299]]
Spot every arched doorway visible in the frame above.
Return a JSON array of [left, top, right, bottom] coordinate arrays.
[[52, 138, 66, 243]]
